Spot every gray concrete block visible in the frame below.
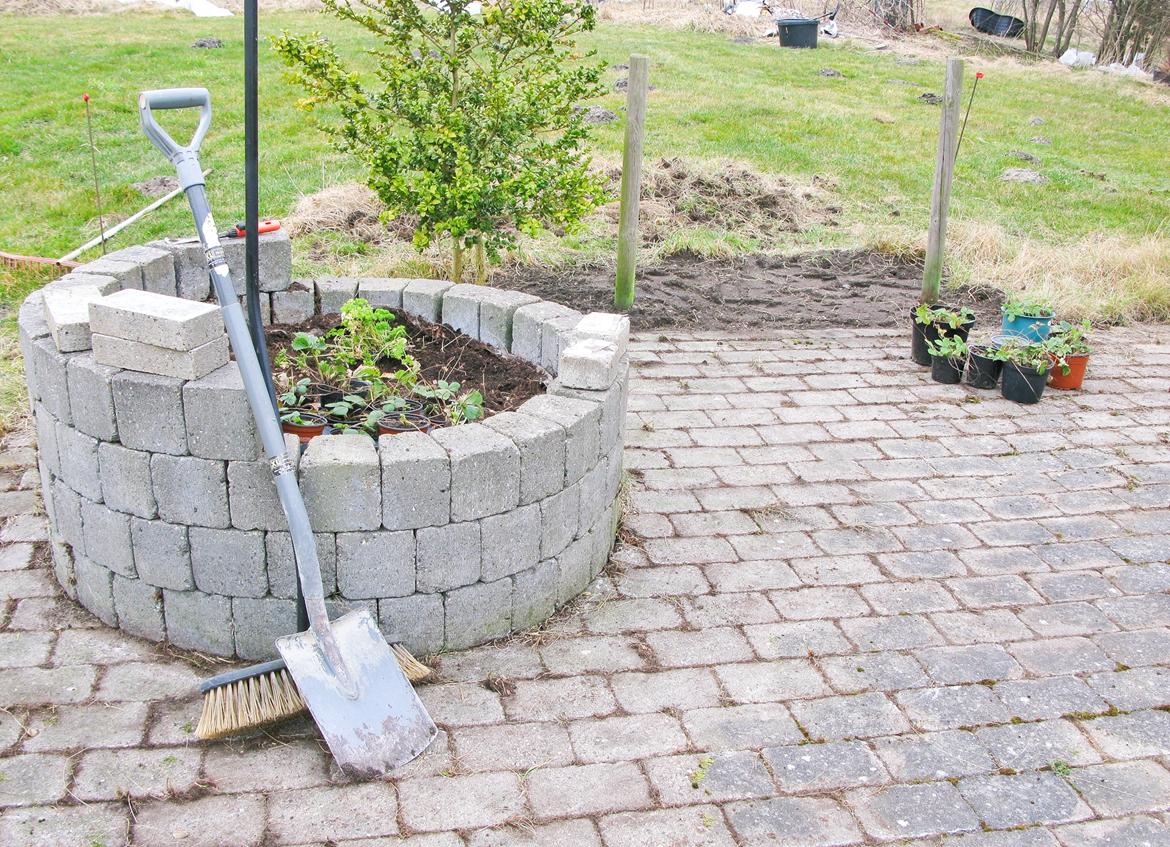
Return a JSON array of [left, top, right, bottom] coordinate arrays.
[[549, 360, 628, 454], [432, 424, 520, 521], [79, 256, 142, 289], [258, 229, 293, 292], [50, 479, 83, 552], [221, 237, 245, 296], [315, 277, 359, 314], [111, 371, 187, 455], [271, 284, 314, 324], [80, 498, 135, 578], [445, 577, 513, 650], [105, 245, 176, 296], [164, 589, 233, 655], [237, 292, 272, 328], [378, 432, 450, 530], [74, 555, 117, 627], [336, 530, 415, 599], [483, 412, 566, 506], [184, 363, 262, 461], [378, 593, 444, 656], [93, 332, 229, 381], [232, 596, 297, 660], [228, 460, 288, 531], [266, 531, 336, 599], [605, 446, 624, 505], [512, 559, 558, 631], [111, 575, 165, 641], [571, 312, 630, 356], [50, 540, 77, 600], [300, 435, 381, 532], [148, 238, 209, 301], [480, 503, 540, 582], [130, 518, 193, 591], [590, 503, 618, 579], [98, 442, 157, 520], [556, 534, 592, 607], [441, 284, 488, 337], [151, 454, 229, 528], [357, 278, 408, 309], [66, 353, 118, 441], [576, 461, 609, 540], [557, 337, 622, 391], [416, 521, 481, 592], [511, 301, 577, 364], [43, 282, 105, 352], [518, 394, 601, 484], [54, 272, 120, 296], [29, 335, 72, 424], [55, 422, 101, 502], [478, 289, 540, 351], [401, 279, 454, 322], [89, 289, 224, 350], [190, 526, 267, 597], [20, 293, 49, 400], [541, 312, 585, 375], [324, 596, 378, 621], [540, 483, 580, 560], [34, 406, 60, 477]]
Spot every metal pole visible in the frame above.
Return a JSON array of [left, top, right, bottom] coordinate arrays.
[[614, 54, 649, 311]]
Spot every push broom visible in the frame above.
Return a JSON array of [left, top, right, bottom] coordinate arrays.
[[192, 0, 429, 743]]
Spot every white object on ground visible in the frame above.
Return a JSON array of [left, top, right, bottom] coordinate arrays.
[[116, 0, 232, 17], [1059, 48, 1096, 68]]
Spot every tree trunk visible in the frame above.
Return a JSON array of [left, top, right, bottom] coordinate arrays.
[[452, 244, 464, 283]]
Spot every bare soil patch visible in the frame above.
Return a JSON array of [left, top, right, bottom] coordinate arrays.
[[263, 308, 548, 415], [497, 250, 1002, 332]]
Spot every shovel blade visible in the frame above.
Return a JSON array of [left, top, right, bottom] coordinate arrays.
[[276, 610, 437, 777]]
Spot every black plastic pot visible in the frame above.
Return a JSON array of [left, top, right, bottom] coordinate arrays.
[[966, 346, 1002, 390], [1001, 362, 1048, 404], [777, 18, 818, 48], [317, 379, 371, 406], [930, 355, 964, 384], [910, 305, 975, 366]]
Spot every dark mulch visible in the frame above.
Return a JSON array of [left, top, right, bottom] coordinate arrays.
[[263, 308, 547, 417]]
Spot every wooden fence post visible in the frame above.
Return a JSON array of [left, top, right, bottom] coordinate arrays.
[[921, 57, 964, 305], [614, 54, 649, 311]]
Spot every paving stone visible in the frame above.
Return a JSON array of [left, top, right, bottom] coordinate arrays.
[[1017, 602, 1118, 637], [977, 719, 1101, 770], [268, 783, 400, 842], [897, 684, 1010, 730], [994, 676, 1111, 721], [132, 792, 266, 847], [1068, 760, 1170, 816], [539, 634, 644, 674], [873, 729, 995, 781], [527, 762, 651, 818], [645, 627, 753, 668], [849, 782, 980, 839], [931, 609, 1035, 644], [0, 753, 70, 806], [598, 805, 736, 847], [1011, 637, 1113, 675], [505, 674, 616, 721], [0, 803, 128, 847], [398, 771, 524, 832], [915, 643, 1024, 684], [862, 580, 958, 614], [683, 703, 804, 751], [22, 702, 149, 752], [789, 692, 909, 741], [725, 796, 862, 846], [1087, 666, 1170, 710], [959, 772, 1091, 828], [1053, 816, 1170, 847], [73, 747, 202, 801], [451, 721, 573, 772], [818, 651, 928, 693], [611, 667, 722, 713], [764, 739, 887, 792], [644, 750, 774, 805], [467, 819, 600, 847], [715, 658, 829, 702], [949, 575, 1044, 608], [944, 829, 1060, 846], [570, 712, 688, 763], [1078, 709, 1170, 759], [840, 614, 945, 651]]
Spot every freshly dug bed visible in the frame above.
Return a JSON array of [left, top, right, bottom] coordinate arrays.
[[498, 249, 1002, 332], [263, 308, 548, 416]]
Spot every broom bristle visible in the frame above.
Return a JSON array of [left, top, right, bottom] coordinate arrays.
[[195, 644, 431, 740]]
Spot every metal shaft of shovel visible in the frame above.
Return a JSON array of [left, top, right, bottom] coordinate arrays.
[[137, 88, 436, 776]]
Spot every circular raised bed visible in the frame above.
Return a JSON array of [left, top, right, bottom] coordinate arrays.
[[19, 233, 628, 659]]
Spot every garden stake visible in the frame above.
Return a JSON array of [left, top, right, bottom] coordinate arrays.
[[139, 86, 437, 775], [83, 94, 108, 255], [954, 71, 983, 161]]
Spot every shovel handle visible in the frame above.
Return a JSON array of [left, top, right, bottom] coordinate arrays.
[[138, 88, 213, 190]]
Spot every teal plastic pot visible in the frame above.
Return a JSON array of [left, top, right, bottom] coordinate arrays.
[[1001, 309, 1053, 342]]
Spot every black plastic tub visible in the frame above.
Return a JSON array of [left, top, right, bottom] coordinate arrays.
[[778, 18, 818, 49], [966, 346, 1002, 389], [969, 7, 1024, 38], [1001, 362, 1047, 404]]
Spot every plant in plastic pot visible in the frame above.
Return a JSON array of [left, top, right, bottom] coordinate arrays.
[[926, 333, 969, 385], [911, 303, 976, 366], [1001, 295, 1055, 342], [1046, 319, 1092, 390], [966, 338, 1002, 390], [280, 409, 328, 442], [994, 339, 1051, 404]]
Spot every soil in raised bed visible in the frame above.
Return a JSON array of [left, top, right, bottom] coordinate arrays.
[[496, 249, 1003, 333], [263, 307, 547, 418]]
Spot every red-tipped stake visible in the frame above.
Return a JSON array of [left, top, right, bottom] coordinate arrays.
[[955, 71, 983, 162], [83, 93, 108, 255]]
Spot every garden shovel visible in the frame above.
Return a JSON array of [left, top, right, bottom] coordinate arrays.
[[138, 87, 437, 776]]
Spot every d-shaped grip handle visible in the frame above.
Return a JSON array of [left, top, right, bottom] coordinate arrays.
[[138, 87, 213, 161]]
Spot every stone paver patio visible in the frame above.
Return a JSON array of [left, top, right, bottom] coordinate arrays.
[[2, 325, 1169, 847]]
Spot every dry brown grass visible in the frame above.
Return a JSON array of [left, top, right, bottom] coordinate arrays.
[[869, 220, 1170, 324]]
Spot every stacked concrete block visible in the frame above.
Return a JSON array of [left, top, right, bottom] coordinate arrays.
[[90, 290, 228, 381], [43, 283, 107, 353], [23, 254, 628, 659]]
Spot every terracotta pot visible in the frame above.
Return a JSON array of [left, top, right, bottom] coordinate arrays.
[[1048, 353, 1089, 390], [281, 412, 327, 443]]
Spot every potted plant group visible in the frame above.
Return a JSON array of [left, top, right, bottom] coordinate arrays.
[[995, 339, 1051, 404], [911, 303, 976, 366], [926, 334, 968, 385], [1001, 295, 1055, 342], [1046, 319, 1092, 390]]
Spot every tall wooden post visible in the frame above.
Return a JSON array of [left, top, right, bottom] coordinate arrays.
[[921, 57, 964, 305], [614, 54, 649, 311]]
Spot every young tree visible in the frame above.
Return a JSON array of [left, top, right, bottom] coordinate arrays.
[[1097, 0, 1170, 66], [274, 0, 609, 283]]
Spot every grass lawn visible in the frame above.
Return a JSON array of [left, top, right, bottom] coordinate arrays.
[[0, 10, 1167, 431]]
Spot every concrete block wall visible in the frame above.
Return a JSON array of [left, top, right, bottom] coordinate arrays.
[[21, 235, 627, 659]]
